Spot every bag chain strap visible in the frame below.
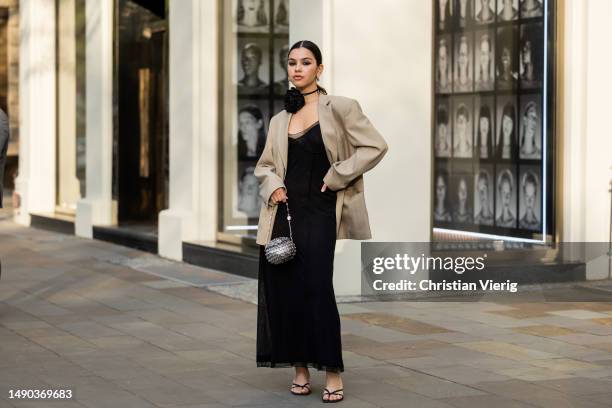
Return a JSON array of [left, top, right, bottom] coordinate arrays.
[[267, 200, 293, 242]]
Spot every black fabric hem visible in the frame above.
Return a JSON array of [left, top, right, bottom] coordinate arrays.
[[257, 360, 344, 373]]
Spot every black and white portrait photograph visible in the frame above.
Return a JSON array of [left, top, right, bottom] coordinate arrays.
[[436, 99, 452, 157], [474, 166, 495, 225], [235, 0, 270, 33], [520, 23, 544, 89], [475, 30, 495, 91], [518, 165, 542, 230], [454, 33, 473, 93], [437, 0, 454, 31], [451, 173, 474, 224], [496, 26, 519, 90], [474, 0, 496, 25], [237, 38, 270, 95], [237, 163, 261, 219], [497, 0, 519, 21], [520, 0, 543, 19], [455, 0, 472, 28], [474, 96, 495, 159], [519, 94, 542, 160], [434, 167, 452, 222], [452, 96, 473, 158], [273, 40, 290, 95], [237, 102, 268, 160], [273, 0, 289, 33], [436, 36, 453, 94], [495, 166, 517, 228], [495, 96, 518, 160]]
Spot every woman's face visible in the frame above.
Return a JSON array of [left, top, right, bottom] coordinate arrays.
[[524, 181, 536, 209], [458, 179, 467, 203], [287, 47, 320, 88], [502, 114, 513, 138], [459, 40, 469, 69], [480, 116, 490, 138], [439, 44, 448, 72], [438, 122, 448, 142], [456, 113, 467, 139], [243, 0, 260, 13], [241, 49, 261, 76], [478, 177, 489, 205], [522, 40, 532, 65], [480, 39, 491, 69], [501, 179, 512, 208], [239, 111, 262, 139], [525, 105, 537, 137], [501, 47, 511, 72], [436, 176, 447, 203]]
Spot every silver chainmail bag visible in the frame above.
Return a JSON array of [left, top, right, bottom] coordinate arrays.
[[264, 201, 296, 264]]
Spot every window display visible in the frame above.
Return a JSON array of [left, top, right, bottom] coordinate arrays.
[[433, 0, 555, 241], [220, 0, 289, 241]]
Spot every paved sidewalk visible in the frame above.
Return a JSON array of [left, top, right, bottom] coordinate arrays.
[[1, 216, 612, 408]]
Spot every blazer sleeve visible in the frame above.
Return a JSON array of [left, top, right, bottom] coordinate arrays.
[[254, 117, 286, 206], [323, 99, 389, 191]]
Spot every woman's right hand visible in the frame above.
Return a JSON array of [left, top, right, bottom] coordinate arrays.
[[270, 187, 288, 204]]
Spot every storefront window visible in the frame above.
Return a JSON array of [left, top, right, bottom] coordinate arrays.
[[219, 0, 289, 242], [56, 0, 86, 214], [432, 0, 555, 242]]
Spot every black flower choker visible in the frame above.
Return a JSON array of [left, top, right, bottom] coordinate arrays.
[[284, 87, 320, 113]]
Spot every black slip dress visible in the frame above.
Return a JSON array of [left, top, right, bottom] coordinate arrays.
[[256, 120, 344, 373]]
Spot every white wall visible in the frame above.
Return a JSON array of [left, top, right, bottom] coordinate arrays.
[[562, 0, 612, 245], [15, 0, 56, 225], [292, 0, 432, 295]]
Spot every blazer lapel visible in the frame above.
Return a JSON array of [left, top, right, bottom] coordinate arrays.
[[277, 93, 338, 177]]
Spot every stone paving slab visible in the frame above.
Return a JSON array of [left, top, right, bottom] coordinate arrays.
[[1, 217, 612, 407]]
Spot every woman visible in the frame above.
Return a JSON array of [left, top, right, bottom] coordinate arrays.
[[496, 102, 517, 160], [474, 170, 494, 225], [436, 105, 451, 157], [498, 0, 518, 21], [520, 0, 543, 18], [453, 177, 473, 223], [496, 27, 518, 90], [437, 0, 452, 31], [519, 170, 540, 230], [496, 168, 517, 227], [454, 104, 472, 158], [519, 101, 541, 159], [237, 0, 268, 32], [238, 105, 266, 159], [476, 104, 494, 159], [476, 0, 495, 24], [238, 42, 268, 95], [475, 33, 494, 91], [454, 35, 472, 92], [437, 38, 453, 93], [434, 171, 452, 222], [254, 40, 388, 403]]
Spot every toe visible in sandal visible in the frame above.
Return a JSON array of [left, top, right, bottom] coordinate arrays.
[[290, 382, 311, 396], [322, 387, 344, 403]]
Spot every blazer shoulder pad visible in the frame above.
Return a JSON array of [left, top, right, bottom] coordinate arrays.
[[329, 95, 359, 115]]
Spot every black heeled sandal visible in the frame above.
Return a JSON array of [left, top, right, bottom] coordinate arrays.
[[290, 381, 311, 395], [322, 387, 344, 403]]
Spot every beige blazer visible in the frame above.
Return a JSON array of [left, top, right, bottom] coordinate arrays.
[[253, 93, 389, 246]]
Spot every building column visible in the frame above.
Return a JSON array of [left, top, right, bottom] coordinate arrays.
[[75, 0, 114, 238], [14, 0, 56, 225], [158, 0, 218, 260]]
